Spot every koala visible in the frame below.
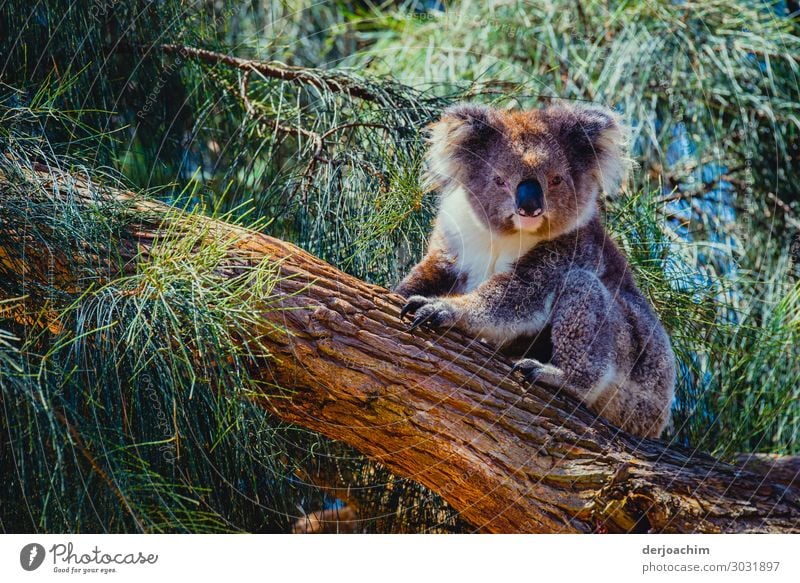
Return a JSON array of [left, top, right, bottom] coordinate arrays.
[[395, 103, 676, 438]]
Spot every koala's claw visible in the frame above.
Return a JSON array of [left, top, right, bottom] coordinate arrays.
[[403, 298, 456, 331], [409, 311, 433, 330], [512, 358, 545, 383], [400, 295, 430, 321]]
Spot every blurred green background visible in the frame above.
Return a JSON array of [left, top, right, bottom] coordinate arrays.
[[1, 0, 799, 533]]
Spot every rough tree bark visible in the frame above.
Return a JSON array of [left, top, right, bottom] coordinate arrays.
[[2, 165, 799, 533]]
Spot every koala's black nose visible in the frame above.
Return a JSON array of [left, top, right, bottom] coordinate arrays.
[[515, 179, 544, 217]]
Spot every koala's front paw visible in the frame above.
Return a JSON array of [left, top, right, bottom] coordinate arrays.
[[400, 295, 456, 331], [512, 358, 565, 387], [399, 295, 430, 321]]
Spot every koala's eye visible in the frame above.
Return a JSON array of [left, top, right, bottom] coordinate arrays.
[[493, 176, 507, 187], [549, 175, 563, 187]]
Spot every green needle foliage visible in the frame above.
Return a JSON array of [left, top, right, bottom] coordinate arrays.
[[0, 130, 465, 533], [1, 0, 799, 534]]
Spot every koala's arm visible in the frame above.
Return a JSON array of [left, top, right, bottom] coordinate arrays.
[[401, 270, 550, 339], [395, 250, 460, 298], [394, 242, 464, 298]]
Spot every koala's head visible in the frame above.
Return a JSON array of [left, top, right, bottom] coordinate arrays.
[[425, 103, 628, 238]]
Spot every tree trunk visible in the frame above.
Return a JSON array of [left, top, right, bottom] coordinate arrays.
[[2, 164, 799, 533]]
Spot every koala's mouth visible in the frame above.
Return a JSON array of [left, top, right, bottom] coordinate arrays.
[[516, 207, 544, 218], [513, 210, 545, 232]]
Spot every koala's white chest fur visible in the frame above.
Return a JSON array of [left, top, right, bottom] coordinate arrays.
[[438, 188, 541, 292]]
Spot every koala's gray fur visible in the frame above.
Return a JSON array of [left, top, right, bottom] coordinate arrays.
[[396, 103, 676, 438]]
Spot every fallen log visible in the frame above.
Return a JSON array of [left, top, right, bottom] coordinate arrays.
[[1, 164, 798, 533]]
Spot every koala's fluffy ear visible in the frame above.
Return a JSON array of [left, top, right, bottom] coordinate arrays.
[[548, 104, 630, 196], [424, 104, 498, 191]]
